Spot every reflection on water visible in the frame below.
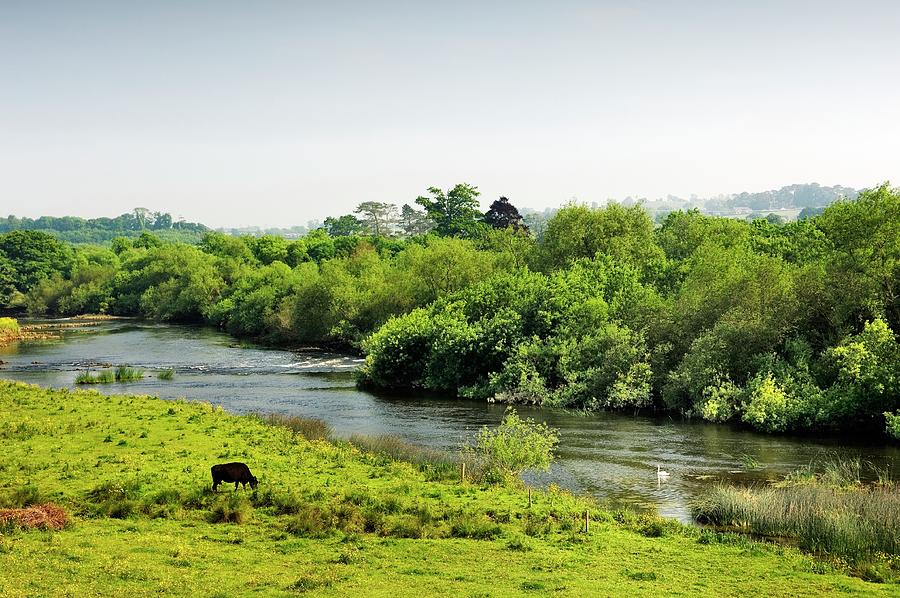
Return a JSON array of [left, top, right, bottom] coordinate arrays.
[[2, 320, 897, 522]]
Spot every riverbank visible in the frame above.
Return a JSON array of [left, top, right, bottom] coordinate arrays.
[[0, 315, 113, 348], [0, 381, 894, 596]]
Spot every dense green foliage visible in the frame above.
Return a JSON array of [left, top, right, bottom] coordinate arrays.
[[363, 184, 900, 436], [1, 184, 898, 436]]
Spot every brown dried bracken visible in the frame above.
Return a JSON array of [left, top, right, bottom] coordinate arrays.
[[0, 503, 69, 530]]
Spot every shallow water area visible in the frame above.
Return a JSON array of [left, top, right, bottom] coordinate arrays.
[[2, 319, 897, 523]]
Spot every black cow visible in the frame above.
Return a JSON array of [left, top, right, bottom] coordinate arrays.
[[211, 462, 258, 491]]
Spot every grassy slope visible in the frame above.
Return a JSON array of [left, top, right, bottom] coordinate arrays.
[[0, 381, 892, 597]]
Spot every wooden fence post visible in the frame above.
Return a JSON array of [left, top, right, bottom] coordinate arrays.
[[460, 462, 466, 482], [528, 487, 532, 508], [584, 510, 590, 533]]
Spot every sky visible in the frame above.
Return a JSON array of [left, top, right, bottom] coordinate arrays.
[[1, 1, 899, 228]]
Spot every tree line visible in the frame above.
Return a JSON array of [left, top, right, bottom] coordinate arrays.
[[0, 209, 208, 245], [0, 183, 897, 438]]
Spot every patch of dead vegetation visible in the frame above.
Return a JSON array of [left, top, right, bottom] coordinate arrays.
[[0, 503, 69, 530]]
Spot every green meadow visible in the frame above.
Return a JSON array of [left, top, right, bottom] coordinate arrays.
[[0, 380, 894, 597]]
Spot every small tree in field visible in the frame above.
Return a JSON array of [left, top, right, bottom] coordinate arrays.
[[467, 408, 559, 483]]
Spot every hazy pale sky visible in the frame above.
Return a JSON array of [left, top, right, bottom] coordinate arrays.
[[2, 1, 899, 227]]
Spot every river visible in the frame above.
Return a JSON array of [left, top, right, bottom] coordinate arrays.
[[1, 319, 897, 522]]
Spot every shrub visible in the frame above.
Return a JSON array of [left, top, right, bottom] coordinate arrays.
[[467, 408, 558, 482], [360, 308, 434, 389], [885, 411, 900, 440]]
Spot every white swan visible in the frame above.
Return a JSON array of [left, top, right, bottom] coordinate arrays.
[[657, 465, 670, 480]]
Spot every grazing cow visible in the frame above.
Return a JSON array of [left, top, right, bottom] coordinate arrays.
[[211, 462, 258, 491]]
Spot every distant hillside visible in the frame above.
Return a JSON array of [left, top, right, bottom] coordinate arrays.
[[638, 183, 859, 222], [0, 209, 208, 244]]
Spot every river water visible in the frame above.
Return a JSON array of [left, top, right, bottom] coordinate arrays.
[[1, 320, 897, 522]]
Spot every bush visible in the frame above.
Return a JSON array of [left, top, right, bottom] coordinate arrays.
[[467, 408, 559, 482], [886, 411, 900, 440], [360, 308, 434, 389]]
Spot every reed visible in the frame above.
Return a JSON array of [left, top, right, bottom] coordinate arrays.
[[347, 433, 459, 478], [114, 366, 144, 382], [259, 413, 332, 442], [157, 368, 175, 381], [75, 370, 116, 384], [693, 467, 900, 560]]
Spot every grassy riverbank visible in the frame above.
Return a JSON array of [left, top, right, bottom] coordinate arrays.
[[693, 460, 900, 573], [0, 381, 895, 596]]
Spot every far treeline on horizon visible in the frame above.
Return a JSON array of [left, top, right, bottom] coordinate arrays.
[[0, 180, 897, 442], [1, 181, 857, 243]]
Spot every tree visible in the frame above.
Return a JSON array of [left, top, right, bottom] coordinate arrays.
[[0, 255, 18, 307], [0, 230, 73, 292], [250, 235, 289, 265], [355, 202, 399, 237], [535, 203, 665, 279], [817, 183, 900, 331], [400, 204, 433, 236], [323, 215, 365, 237], [133, 208, 151, 230], [483, 197, 527, 231], [415, 184, 484, 237]]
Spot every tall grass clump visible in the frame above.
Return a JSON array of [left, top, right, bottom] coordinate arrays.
[[260, 413, 332, 442], [75, 370, 116, 384], [86, 478, 145, 519], [693, 460, 900, 561], [157, 368, 175, 381], [0, 485, 48, 508], [208, 494, 252, 524], [348, 434, 458, 479], [114, 366, 144, 382]]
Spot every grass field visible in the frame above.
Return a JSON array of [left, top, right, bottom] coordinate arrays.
[[0, 380, 895, 597]]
